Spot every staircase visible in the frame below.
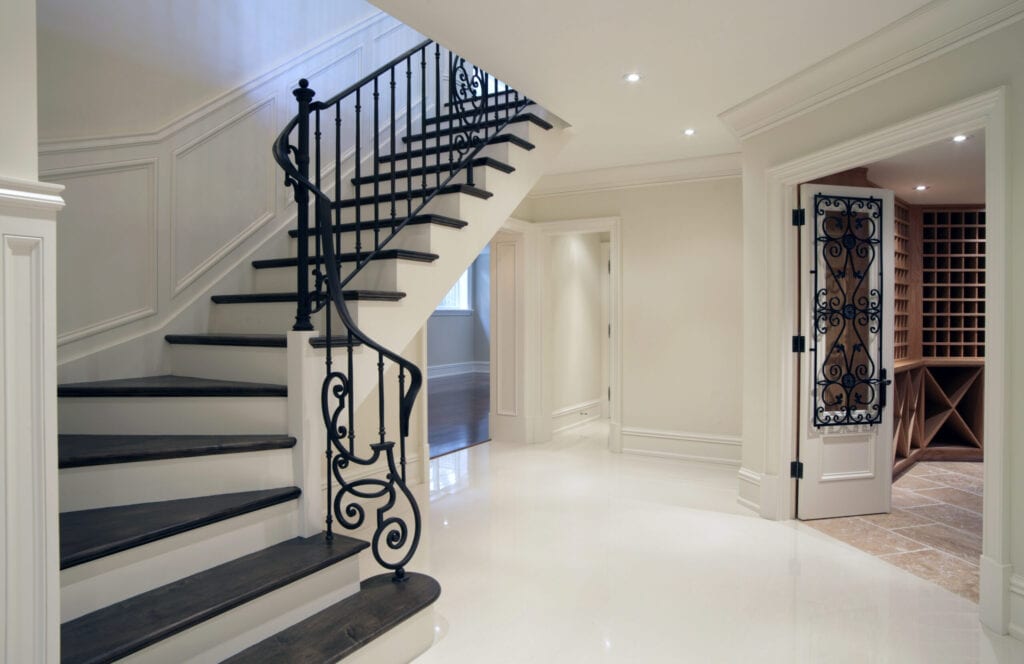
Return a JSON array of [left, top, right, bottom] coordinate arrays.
[[55, 40, 563, 662]]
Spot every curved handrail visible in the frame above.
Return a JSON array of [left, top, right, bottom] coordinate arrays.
[[272, 42, 535, 578]]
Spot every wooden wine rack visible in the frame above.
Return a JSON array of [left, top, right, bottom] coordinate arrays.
[[805, 171, 985, 477]]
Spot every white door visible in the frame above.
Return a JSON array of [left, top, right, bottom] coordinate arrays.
[[797, 184, 894, 520]]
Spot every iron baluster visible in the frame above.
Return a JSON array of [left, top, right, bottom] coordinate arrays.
[[398, 366, 407, 483], [377, 352, 386, 445], [334, 104, 342, 261], [447, 50, 455, 179], [389, 66, 397, 235], [373, 79, 380, 253], [291, 80, 315, 332], [435, 44, 441, 190], [354, 90, 362, 256], [406, 56, 413, 219], [420, 47, 427, 193]]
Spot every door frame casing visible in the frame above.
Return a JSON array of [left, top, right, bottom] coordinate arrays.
[[490, 216, 623, 450], [760, 88, 1008, 631]]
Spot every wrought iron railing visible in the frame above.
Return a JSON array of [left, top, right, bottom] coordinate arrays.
[[272, 40, 531, 580]]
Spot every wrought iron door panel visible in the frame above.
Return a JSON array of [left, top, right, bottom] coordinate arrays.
[[812, 193, 886, 427]]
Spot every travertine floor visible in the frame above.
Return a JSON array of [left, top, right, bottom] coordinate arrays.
[[412, 425, 1022, 662], [806, 461, 984, 602]]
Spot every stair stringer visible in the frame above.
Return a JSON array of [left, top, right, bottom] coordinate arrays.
[[332, 118, 567, 416]]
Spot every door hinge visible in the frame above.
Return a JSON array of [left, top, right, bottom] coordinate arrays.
[[792, 335, 806, 353], [607, 386, 611, 401], [790, 460, 804, 479], [608, 259, 611, 274], [608, 323, 611, 339], [792, 208, 806, 226]]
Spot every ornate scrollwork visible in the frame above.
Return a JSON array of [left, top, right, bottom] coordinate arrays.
[[812, 194, 885, 427], [447, 57, 488, 162], [321, 371, 421, 578]]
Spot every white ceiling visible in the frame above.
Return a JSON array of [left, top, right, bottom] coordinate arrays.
[[865, 131, 985, 204], [369, 0, 935, 174]]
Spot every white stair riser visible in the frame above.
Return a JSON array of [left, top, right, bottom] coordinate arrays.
[[168, 344, 288, 383], [59, 396, 287, 435], [118, 557, 361, 664], [394, 121, 532, 153], [208, 300, 358, 336], [59, 448, 295, 512], [60, 501, 299, 621], [252, 260, 400, 293], [338, 188, 464, 225], [372, 139, 511, 172], [341, 606, 435, 664], [347, 165, 489, 197], [289, 223, 440, 257]]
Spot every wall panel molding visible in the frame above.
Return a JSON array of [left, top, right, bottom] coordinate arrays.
[[42, 159, 159, 345], [621, 427, 742, 466], [170, 97, 276, 295]]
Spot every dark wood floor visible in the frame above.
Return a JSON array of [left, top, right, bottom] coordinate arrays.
[[428, 372, 489, 458]]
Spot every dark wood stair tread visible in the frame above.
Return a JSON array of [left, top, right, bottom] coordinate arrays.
[[58, 374, 286, 398], [211, 290, 405, 304], [59, 434, 296, 468], [351, 156, 513, 185], [61, 533, 367, 664], [222, 572, 441, 664], [252, 249, 438, 270], [288, 213, 467, 238], [164, 333, 362, 349], [60, 487, 301, 569], [332, 183, 492, 209], [379, 133, 535, 163], [429, 98, 529, 123], [403, 112, 552, 143]]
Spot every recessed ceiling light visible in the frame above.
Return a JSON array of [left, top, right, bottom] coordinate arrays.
[[953, 134, 968, 142], [683, 128, 696, 136], [624, 72, 641, 83], [915, 185, 929, 191]]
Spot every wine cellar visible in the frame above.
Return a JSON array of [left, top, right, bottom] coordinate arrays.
[[810, 169, 985, 477]]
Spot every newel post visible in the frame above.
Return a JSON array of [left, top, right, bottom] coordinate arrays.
[[292, 79, 316, 331]]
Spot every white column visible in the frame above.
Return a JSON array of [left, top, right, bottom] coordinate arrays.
[[1, 176, 64, 663]]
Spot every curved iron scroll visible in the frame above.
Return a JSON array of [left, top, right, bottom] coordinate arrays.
[[272, 42, 533, 579], [812, 194, 885, 427]]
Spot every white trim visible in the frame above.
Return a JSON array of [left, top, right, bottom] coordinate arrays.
[[529, 154, 741, 198], [622, 428, 741, 467], [759, 87, 1008, 632], [718, 1, 1024, 139], [0, 177, 65, 215], [427, 361, 489, 379], [622, 427, 742, 447], [37, 11, 396, 152], [1009, 574, 1024, 641], [551, 398, 604, 434], [738, 467, 762, 487]]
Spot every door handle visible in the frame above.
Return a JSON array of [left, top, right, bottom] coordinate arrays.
[[879, 369, 892, 408]]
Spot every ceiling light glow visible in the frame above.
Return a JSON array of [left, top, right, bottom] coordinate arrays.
[[915, 185, 928, 191], [624, 73, 641, 83], [683, 128, 696, 136], [953, 134, 968, 142]]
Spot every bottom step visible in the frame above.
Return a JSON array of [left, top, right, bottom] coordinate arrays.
[[224, 572, 441, 663]]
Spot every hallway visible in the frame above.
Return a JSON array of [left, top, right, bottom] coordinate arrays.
[[412, 422, 1023, 663]]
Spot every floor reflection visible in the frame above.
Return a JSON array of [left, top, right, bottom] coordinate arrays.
[[428, 372, 489, 458]]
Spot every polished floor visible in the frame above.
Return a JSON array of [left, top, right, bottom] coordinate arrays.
[[427, 372, 490, 458], [412, 422, 1023, 663], [807, 461, 984, 602]]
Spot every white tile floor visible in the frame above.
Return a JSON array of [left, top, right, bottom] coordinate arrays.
[[410, 421, 1024, 663]]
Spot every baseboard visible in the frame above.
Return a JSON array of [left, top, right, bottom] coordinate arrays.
[[736, 466, 762, 513], [621, 427, 741, 466], [427, 361, 490, 379], [981, 556, 1012, 634], [551, 399, 604, 434], [1006, 572, 1024, 639]]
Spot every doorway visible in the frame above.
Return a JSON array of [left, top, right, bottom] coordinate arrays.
[[426, 247, 491, 458], [797, 134, 986, 601]]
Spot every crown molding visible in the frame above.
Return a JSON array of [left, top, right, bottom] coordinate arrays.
[[528, 153, 741, 198], [719, 0, 1024, 140], [37, 10, 393, 154]]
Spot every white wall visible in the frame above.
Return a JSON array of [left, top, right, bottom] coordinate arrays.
[[734, 17, 1024, 636], [36, 0, 381, 141], [518, 177, 743, 462], [0, 0, 38, 180], [43, 12, 425, 380], [544, 233, 603, 428]]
